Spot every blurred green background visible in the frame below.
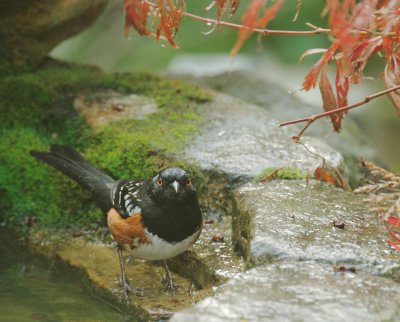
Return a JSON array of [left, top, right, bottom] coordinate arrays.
[[51, 0, 399, 172], [51, 1, 331, 72]]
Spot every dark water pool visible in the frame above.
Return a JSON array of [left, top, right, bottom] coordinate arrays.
[[0, 229, 136, 322]]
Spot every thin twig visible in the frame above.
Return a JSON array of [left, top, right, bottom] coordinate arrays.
[[306, 22, 395, 37], [144, 0, 329, 35], [292, 119, 312, 142], [279, 84, 400, 138], [182, 11, 329, 35], [143, 0, 396, 37]]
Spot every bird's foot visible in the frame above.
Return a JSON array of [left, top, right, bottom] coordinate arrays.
[[160, 260, 181, 292], [119, 276, 144, 304], [160, 274, 181, 292]]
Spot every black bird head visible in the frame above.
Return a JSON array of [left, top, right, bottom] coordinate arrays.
[[148, 167, 196, 204]]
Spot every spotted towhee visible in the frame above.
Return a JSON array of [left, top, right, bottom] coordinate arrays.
[[30, 145, 203, 304]]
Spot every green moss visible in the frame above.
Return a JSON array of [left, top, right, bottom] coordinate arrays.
[[84, 74, 207, 180], [0, 127, 101, 226], [0, 64, 210, 227], [253, 167, 306, 182], [0, 65, 104, 134]]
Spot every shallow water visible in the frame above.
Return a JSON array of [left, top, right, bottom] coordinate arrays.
[[0, 229, 135, 322]]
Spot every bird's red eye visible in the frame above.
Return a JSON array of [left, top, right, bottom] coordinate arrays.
[[157, 177, 163, 186], [186, 178, 191, 186]]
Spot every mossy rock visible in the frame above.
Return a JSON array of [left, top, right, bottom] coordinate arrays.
[[0, 63, 211, 227], [0, 1, 109, 68], [253, 167, 306, 183]]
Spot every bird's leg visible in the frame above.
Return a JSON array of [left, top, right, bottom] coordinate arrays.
[[161, 260, 179, 291], [117, 245, 143, 304]]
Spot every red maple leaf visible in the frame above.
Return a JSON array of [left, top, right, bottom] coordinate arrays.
[[231, 0, 284, 58], [302, 44, 338, 91], [384, 63, 400, 115], [387, 215, 400, 228], [319, 66, 343, 132], [154, 0, 185, 48], [351, 37, 383, 83], [313, 166, 338, 186], [216, 0, 240, 20], [335, 60, 349, 115], [385, 221, 400, 251], [124, 0, 152, 36]]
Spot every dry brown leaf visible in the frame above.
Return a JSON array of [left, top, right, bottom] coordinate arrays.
[[292, 0, 302, 22], [384, 63, 400, 115], [319, 66, 342, 132], [298, 48, 327, 65], [216, 0, 240, 20], [314, 166, 337, 185], [124, 0, 151, 36], [154, 0, 185, 48]]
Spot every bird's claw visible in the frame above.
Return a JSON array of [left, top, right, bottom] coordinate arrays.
[[161, 260, 181, 292], [119, 276, 144, 304], [160, 275, 181, 292]]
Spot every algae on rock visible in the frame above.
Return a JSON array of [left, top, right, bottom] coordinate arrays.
[[0, 64, 210, 227]]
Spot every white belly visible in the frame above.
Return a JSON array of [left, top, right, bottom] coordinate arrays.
[[130, 229, 199, 260]]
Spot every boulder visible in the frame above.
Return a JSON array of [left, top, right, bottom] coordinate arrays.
[[232, 180, 400, 277], [0, 0, 108, 67], [183, 93, 345, 184], [171, 260, 400, 322]]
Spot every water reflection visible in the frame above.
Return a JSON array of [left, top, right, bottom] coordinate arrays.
[[0, 228, 135, 322]]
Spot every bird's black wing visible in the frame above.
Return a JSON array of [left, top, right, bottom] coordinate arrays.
[[110, 180, 146, 219]]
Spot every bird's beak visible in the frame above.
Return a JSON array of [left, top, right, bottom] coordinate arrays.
[[172, 180, 179, 193]]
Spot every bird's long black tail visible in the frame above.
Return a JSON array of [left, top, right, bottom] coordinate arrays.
[[30, 145, 115, 212]]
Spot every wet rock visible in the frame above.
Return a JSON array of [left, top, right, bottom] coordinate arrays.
[[27, 229, 199, 320], [171, 70, 317, 121], [173, 71, 381, 187], [171, 261, 400, 322], [184, 93, 345, 184], [26, 214, 243, 319], [74, 90, 157, 128], [167, 216, 243, 288], [0, 0, 108, 67], [232, 180, 400, 277]]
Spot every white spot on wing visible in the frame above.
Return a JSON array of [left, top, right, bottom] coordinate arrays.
[[132, 206, 141, 213], [127, 205, 141, 217]]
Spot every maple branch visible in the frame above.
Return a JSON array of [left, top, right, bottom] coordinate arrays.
[[182, 11, 329, 35], [143, 0, 328, 35], [305, 22, 396, 37], [279, 84, 400, 137], [143, 1, 396, 37]]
